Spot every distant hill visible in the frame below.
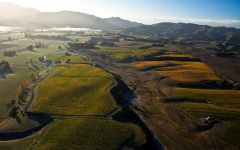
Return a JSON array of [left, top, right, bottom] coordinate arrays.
[[0, 3, 38, 20], [0, 3, 142, 30], [35, 11, 113, 30], [104, 17, 143, 29], [123, 22, 240, 42]]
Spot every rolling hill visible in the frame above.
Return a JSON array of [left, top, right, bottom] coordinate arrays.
[[0, 3, 142, 30], [104, 17, 143, 29], [123, 22, 240, 42]]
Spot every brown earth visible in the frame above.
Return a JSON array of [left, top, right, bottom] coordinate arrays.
[[79, 49, 225, 150], [172, 44, 240, 84]]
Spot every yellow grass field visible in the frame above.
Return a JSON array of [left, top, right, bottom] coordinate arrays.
[[173, 88, 240, 109], [34, 118, 146, 150], [132, 61, 220, 83], [32, 64, 117, 116], [92, 47, 160, 61], [157, 53, 195, 58]]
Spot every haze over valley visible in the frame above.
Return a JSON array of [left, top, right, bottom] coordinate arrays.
[[0, 1, 240, 150]]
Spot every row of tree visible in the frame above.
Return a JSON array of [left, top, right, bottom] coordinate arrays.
[[35, 42, 48, 48], [26, 34, 70, 41], [8, 74, 37, 119], [0, 60, 12, 74], [67, 41, 96, 50], [3, 50, 16, 57]]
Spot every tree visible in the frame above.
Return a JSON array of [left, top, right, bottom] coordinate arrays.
[[9, 106, 20, 119], [27, 45, 34, 51], [0, 60, 12, 74]]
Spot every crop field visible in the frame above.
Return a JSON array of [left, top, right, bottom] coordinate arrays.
[[158, 53, 195, 58], [3, 39, 36, 46], [0, 136, 36, 150], [34, 118, 145, 150], [172, 88, 240, 109], [132, 60, 220, 83], [115, 40, 153, 49], [48, 54, 87, 64], [153, 53, 199, 61], [171, 87, 240, 149], [131, 51, 240, 148], [92, 46, 160, 62], [0, 40, 67, 121], [32, 64, 118, 116], [0, 44, 17, 51], [0, 32, 25, 43], [0, 39, 34, 53]]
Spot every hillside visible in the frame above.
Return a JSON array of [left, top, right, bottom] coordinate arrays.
[[0, 3, 142, 30], [104, 17, 143, 29], [123, 22, 240, 42]]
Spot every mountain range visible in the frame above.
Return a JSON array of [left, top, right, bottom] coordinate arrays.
[[0, 3, 142, 30], [123, 22, 240, 42], [0, 2, 240, 42]]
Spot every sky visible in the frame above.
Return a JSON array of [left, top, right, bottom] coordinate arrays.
[[0, 0, 239, 27]]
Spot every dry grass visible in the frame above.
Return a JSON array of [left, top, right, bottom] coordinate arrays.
[[158, 53, 195, 58], [173, 88, 240, 109], [171, 87, 240, 149], [92, 47, 160, 61], [132, 61, 220, 83]]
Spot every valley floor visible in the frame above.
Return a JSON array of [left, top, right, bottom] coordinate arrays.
[[0, 37, 240, 150]]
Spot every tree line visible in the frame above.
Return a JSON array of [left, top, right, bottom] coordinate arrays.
[[0, 60, 12, 74]]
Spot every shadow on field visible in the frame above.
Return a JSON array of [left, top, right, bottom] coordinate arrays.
[[0, 113, 53, 141], [110, 74, 164, 150]]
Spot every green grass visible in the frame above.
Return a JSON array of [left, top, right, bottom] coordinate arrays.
[[53, 64, 111, 77], [48, 54, 87, 64], [0, 136, 36, 150], [173, 88, 240, 109], [177, 102, 240, 149], [0, 40, 67, 121], [92, 46, 160, 61], [32, 64, 117, 116], [34, 118, 145, 150], [171, 87, 240, 149], [159, 53, 195, 58]]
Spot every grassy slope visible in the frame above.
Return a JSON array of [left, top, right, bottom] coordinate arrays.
[[0, 136, 37, 150], [92, 46, 160, 61], [32, 64, 118, 116], [173, 88, 240, 109], [172, 88, 240, 149], [0, 40, 66, 120], [132, 60, 220, 83], [48, 54, 87, 64], [132, 52, 240, 149], [34, 118, 145, 150]]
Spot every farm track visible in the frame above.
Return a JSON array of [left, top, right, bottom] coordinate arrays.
[[0, 115, 116, 141], [0, 105, 120, 141], [78, 50, 167, 149], [0, 65, 122, 141]]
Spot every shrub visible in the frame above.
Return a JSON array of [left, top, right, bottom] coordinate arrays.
[[27, 45, 34, 51], [0, 60, 11, 74], [3, 50, 16, 57]]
